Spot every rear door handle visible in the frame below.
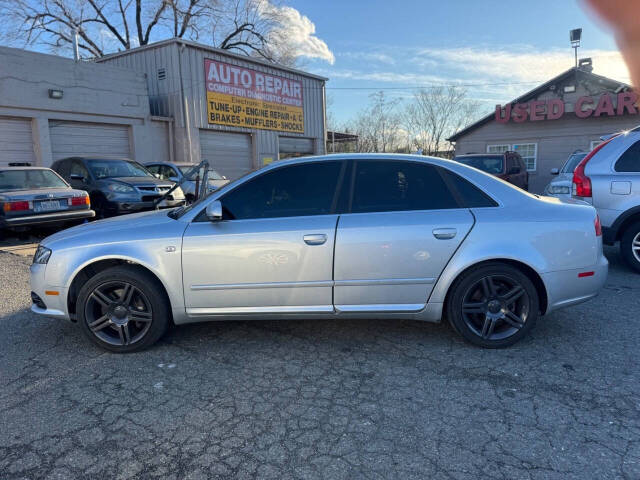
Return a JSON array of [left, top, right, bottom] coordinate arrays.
[[304, 234, 327, 245], [433, 228, 457, 240]]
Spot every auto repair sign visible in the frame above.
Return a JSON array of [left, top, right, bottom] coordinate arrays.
[[204, 59, 304, 133]]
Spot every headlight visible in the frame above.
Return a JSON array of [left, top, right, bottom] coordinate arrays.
[[107, 182, 136, 193], [33, 245, 52, 264], [548, 185, 570, 194]]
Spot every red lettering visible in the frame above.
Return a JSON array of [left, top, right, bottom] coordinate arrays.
[[529, 100, 545, 121], [512, 103, 528, 123], [594, 93, 615, 117], [575, 96, 594, 118], [616, 91, 638, 115], [495, 104, 511, 123], [547, 99, 565, 120]]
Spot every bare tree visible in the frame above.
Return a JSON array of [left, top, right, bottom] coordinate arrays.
[[0, 0, 296, 63], [404, 86, 480, 156], [344, 91, 405, 153]]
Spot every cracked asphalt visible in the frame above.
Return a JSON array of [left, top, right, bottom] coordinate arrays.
[[1, 246, 639, 479]]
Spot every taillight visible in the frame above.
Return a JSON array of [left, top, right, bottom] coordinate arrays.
[[2, 201, 30, 212], [70, 195, 90, 206], [573, 136, 617, 197], [595, 215, 602, 236]]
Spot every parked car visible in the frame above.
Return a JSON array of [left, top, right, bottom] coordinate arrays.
[[454, 152, 529, 190], [0, 166, 94, 235], [543, 151, 588, 199], [572, 128, 640, 272], [51, 157, 185, 218], [144, 162, 229, 203], [31, 154, 607, 352]]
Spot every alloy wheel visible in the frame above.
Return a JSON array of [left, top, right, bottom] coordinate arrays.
[[84, 281, 153, 346], [632, 232, 640, 263], [461, 274, 530, 341]]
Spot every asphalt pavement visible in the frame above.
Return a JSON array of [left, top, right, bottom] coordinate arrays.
[[1, 246, 639, 479]]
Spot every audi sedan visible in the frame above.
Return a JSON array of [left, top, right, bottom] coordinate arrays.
[[30, 154, 608, 352]]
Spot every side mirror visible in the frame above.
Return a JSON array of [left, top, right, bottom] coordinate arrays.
[[205, 200, 223, 222], [550, 168, 560, 175], [69, 173, 85, 181]]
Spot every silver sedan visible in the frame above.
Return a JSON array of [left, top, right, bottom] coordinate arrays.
[[30, 154, 608, 352]]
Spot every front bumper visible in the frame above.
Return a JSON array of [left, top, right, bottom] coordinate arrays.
[[1, 209, 95, 228], [29, 262, 70, 320], [542, 255, 608, 314]]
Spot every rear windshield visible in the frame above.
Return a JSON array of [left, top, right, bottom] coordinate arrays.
[[561, 153, 587, 173], [87, 159, 151, 179], [0, 169, 68, 192], [455, 156, 504, 174]]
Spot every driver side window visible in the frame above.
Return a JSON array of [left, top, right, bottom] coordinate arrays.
[[221, 161, 344, 220]]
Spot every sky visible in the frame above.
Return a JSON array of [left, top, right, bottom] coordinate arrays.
[[280, 0, 630, 126]]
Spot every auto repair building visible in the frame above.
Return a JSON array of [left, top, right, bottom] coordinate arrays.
[[0, 39, 327, 180], [448, 59, 640, 193]]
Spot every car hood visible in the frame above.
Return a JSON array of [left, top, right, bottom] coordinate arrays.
[[42, 209, 185, 249], [97, 176, 175, 187]]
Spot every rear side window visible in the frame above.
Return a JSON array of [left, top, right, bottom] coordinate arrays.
[[222, 161, 343, 219], [52, 160, 69, 178], [351, 161, 459, 213], [440, 170, 498, 208], [615, 140, 640, 172]]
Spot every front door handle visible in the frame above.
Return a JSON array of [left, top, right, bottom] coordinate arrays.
[[303, 234, 327, 245], [433, 228, 457, 240]]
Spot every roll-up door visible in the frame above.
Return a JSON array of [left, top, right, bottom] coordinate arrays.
[[0, 117, 36, 167], [49, 121, 131, 161], [279, 137, 314, 159], [199, 130, 252, 180]]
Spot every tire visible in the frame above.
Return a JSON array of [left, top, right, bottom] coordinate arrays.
[[446, 263, 539, 348], [76, 265, 170, 353], [620, 222, 640, 273]]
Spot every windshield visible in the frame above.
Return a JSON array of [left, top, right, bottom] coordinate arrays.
[[455, 156, 504, 174], [0, 169, 68, 191], [561, 153, 587, 173], [179, 166, 225, 181], [87, 159, 151, 179]]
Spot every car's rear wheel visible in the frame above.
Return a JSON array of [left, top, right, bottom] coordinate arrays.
[[447, 263, 539, 348], [620, 222, 640, 273], [76, 266, 170, 352]]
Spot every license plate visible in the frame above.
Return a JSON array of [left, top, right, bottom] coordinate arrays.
[[35, 200, 65, 212]]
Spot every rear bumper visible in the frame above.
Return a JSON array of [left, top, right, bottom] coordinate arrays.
[[542, 255, 608, 314], [1, 209, 95, 228]]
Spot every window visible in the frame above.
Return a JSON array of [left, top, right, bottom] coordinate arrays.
[[512, 144, 537, 171], [615, 140, 640, 172], [146, 164, 161, 176], [86, 159, 150, 179], [351, 161, 459, 213], [221, 161, 343, 220], [70, 160, 89, 180], [456, 155, 504, 174], [487, 144, 510, 154], [440, 170, 498, 208]]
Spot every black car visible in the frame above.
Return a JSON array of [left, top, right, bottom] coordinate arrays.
[[51, 157, 186, 217]]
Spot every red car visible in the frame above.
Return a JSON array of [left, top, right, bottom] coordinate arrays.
[[454, 152, 529, 191]]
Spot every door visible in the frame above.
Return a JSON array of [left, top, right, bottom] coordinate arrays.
[[49, 121, 131, 161], [182, 160, 346, 315], [334, 160, 474, 312], [0, 117, 36, 167], [199, 130, 252, 181], [68, 159, 91, 190]]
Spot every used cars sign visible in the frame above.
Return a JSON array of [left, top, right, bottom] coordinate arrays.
[[204, 58, 304, 133]]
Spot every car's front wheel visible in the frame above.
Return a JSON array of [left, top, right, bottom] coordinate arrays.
[[620, 222, 640, 273], [446, 263, 539, 348], [76, 266, 170, 352]]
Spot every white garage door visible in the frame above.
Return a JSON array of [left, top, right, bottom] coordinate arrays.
[[200, 130, 252, 180], [49, 121, 131, 161], [0, 117, 36, 167], [279, 137, 314, 159]]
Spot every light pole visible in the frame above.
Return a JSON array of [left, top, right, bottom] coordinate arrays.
[[570, 28, 582, 68]]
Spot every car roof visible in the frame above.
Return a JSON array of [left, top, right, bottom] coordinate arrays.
[[0, 166, 54, 171], [455, 153, 504, 157], [57, 157, 134, 162]]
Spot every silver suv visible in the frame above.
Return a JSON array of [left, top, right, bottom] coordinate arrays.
[[573, 128, 640, 272]]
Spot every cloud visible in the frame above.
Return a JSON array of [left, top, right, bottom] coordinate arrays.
[[338, 51, 395, 65], [260, 1, 334, 64]]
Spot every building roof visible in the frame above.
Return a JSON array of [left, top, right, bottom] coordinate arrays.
[[96, 38, 328, 82], [447, 65, 630, 142], [326, 131, 359, 143]]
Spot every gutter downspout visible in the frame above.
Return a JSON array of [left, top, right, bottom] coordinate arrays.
[[177, 41, 193, 163]]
